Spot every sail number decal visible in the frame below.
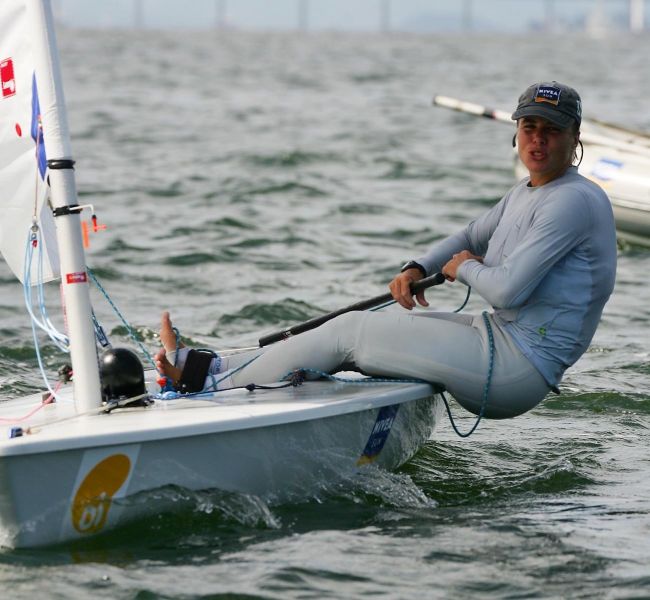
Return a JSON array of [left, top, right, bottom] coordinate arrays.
[[1, 57, 16, 98], [357, 404, 400, 466]]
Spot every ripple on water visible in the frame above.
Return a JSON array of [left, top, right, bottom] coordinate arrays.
[[403, 437, 599, 506], [542, 390, 650, 415], [1, 28, 650, 599], [217, 299, 323, 331]]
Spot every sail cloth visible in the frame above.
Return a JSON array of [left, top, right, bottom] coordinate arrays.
[[0, 0, 59, 284]]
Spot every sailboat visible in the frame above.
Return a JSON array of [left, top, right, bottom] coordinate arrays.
[[0, 1, 444, 548]]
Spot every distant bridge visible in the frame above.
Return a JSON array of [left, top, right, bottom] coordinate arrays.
[[215, 0, 646, 33], [74, 0, 647, 33]]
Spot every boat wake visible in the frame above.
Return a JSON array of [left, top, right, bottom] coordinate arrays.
[[119, 485, 282, 529], [4, 467, 438, 554], [315, 464, 437, 510], [116, 464, 436, 534]]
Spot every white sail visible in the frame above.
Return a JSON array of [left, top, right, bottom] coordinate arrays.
[[0, 0, 59, 283], [2, 0, 102, 411]]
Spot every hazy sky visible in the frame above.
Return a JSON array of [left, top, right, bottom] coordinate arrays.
[[55, 0, 646, 33]]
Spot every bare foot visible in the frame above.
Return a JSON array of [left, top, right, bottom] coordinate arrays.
[[159, 311, 185, 352], [155, 347, 182, 387]]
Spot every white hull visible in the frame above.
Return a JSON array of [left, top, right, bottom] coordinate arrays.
[[0, 374, 442, 548]]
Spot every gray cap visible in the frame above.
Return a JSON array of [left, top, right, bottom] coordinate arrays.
[[511, 81, 582, 129]]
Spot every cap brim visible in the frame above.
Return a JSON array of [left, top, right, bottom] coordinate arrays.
[[511, 106, 575, 129]]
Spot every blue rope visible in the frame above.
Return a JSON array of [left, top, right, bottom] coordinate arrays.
[[370, 283, 472, 314], [370, 300, 395, 312], [439, 310, 494, 438], [454, 285, 472, 313], [87, 268, 157, 369], [154, 353, 261, 400], [203, 353, 260, 391], [370, 284, 491, 437], [22, 228, 69, 352], [22, 226, 68, 398], [278, 309, 494, 438], [313, 284, 491, 437]]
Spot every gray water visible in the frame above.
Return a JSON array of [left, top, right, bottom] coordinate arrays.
[[1, 28, 650, 599]]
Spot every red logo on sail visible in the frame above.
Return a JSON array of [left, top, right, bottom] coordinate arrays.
[[1, 57, 16, 98]]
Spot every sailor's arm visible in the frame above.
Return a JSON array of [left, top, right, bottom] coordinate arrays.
[[390, 191, 508, 309], [413, 195, 507, 276], [457, 191, 592, 308]]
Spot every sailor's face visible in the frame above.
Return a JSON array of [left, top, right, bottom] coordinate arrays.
[[516, 116, 578, 186]]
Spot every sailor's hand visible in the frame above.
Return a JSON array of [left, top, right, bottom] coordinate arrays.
[[389, 270, 429, 310], [442, 251, 483, 282]]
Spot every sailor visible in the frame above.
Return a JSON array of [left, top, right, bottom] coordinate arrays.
[[155, 81, 617, 419]]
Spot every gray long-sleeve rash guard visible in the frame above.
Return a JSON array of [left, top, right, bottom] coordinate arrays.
[[415, 167, 617, 386]]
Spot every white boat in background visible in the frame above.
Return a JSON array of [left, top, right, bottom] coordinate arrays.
[[433, 95, 650, 248], [0, 1, 443, 548]]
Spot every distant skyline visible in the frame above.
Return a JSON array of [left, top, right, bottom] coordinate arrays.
[[53, 0, 648, 33]]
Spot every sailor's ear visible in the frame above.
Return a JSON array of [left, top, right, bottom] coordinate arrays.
[[512, 133, 517, 148]]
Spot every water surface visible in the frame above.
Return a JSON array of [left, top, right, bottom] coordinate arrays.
[[1, 29, 649, 599]]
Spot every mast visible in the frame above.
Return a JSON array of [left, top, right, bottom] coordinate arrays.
[[26, 0, 102, 413]]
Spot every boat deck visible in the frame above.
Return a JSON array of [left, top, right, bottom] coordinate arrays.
[[0, 373, 441, 455]]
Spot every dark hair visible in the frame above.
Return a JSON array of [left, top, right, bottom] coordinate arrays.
[[570, 122, 583, 166]]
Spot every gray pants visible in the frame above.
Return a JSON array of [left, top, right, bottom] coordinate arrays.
[[176, 310, 551, 419]]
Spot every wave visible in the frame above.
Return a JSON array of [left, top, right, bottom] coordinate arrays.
[[541, 390, 650, 415], [217, 299, 323, 331], [242, 150, 342, 168], [403, 439, 598, 506]]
